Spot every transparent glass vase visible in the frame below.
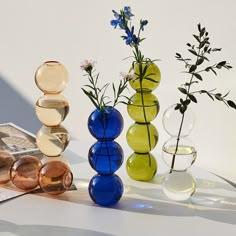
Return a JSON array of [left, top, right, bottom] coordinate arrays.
[[162, 105, 197, 201]]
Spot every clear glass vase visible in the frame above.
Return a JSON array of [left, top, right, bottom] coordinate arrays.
[[162, 105, 197, 201]]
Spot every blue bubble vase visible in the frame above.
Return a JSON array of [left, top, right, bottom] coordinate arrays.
[[87, 106, 124, 206]]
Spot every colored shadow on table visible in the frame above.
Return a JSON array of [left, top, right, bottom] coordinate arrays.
[[37, 176, 236, 226], [0, 76, 41, 134], [0, 220, 113, 236]]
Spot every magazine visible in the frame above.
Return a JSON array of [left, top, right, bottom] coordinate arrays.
[[0, 123, 42, 158]]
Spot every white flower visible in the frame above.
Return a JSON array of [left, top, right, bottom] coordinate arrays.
[[80, 60, 96, 72], [120, 72, 136, 81]]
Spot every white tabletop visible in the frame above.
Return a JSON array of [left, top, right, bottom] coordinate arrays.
[[0, 140, 235, 236]]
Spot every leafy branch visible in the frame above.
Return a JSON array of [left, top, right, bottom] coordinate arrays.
[[170, 24, 235, 173]]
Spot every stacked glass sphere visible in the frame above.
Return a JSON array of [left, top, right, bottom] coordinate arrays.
[[162, 105, 197, 201], [88, 107, 124, 206], [126, 62, 161, 181], [0, 151, 42, 191], [35, 61, 73, 195]]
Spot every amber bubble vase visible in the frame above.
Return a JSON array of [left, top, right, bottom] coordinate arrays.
[[126, 62, 161, 181], [35, 61, 73, 195]]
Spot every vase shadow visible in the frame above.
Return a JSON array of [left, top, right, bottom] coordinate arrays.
[[0, 219, 114, 236], [0, 76, 41, 134], [34, 176, 236, 226]]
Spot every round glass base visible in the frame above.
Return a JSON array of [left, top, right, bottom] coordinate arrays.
[[162, 171, 196, 201], [89, 174, 123, 206]]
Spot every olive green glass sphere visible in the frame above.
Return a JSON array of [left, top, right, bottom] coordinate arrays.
[[129, 62, 161, 92], [126, 123, 158, 153], [126, 153, 157, 181], [127, 92, 159, 123]]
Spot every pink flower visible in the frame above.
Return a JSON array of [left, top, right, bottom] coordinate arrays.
[[120, 72, 136, 81], [80, 60, 96, 72]]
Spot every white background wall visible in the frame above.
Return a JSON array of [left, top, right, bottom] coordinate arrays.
[[0, 0, 235, 182]]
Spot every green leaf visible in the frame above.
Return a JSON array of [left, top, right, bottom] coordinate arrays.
[[223, 91, 230, 98], [189, 65, 197, 73], [188, 49, 198, 56], [217, 61, 226, 66], [176, 53, 181, 58], [198, 23, 201, 32], [189, 94, 197, 103], [193, 73, 203, 80], [206, 92, 214, 101], [227, 100, 236, 109], [193, 34, 200, 42], [174, 103, 181, 110], [178, 87, 188, 94], [196, 58, 204, 65], [144, 77, 159, 83], [215, 93, 223, 101], [212, 48, 221, 52], [183, 99, 191, 106], [180, 105, 187, 114]]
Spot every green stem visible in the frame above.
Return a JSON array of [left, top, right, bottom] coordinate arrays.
[[170, 48, 201, 173], [139, 69, 152, 166]]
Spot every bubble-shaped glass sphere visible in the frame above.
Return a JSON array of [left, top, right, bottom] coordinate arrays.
[[126, 123, 158, 153], [39, 160, 73, 195], [163, 105, 195, 137], [89, 141, 123, 175], [88, 107, 123, 141], [162, 171, 196, 201], [127, 92, 159, 123], [89, 174, 123, 206], [10, 155, 42, 190], [36, 94, 69, 126], [126, 152, 157, 181], [0, 151, 16, 184], [36, 125, 70, 157], [35, 61, 69, 94], [162, 137, 197, 171], [129, 62, 161, 92]]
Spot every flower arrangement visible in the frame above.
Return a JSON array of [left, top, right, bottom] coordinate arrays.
[[111, 6, 161, 181], [80, 60, 131, 110], [170, 24, 235, 172], [110, 6, 157, 74]]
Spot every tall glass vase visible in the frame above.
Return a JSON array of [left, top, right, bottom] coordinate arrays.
[[35, 61, 73, 195], [87, 106, 124, 206], [162, 105, 197, 201], [126, 62, 161, 181]]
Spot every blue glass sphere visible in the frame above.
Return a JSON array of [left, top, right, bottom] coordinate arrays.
[[89, 141, 124, 175], [88, 107, 123, 140], [89, 174, 123, 206]]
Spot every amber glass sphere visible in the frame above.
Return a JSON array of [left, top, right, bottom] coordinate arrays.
[[39, 160, 73, 195], [35, 61, 69, 94], [0, 151, 16, 184], [10, 155, 42, 190], [36, 94, 69, 126], [126, 123, 158, 153], [127, 92, 159, 123], [36, 125, 70, 157], [129, 62, 161, 92], [126, 153, 157, 181]]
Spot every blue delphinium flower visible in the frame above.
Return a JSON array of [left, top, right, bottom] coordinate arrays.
[[124, 6, 134, 20], [123, 26, 138, 45], [111, 10, 125, 29]]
